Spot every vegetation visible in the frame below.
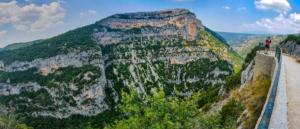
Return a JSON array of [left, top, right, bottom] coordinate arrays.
[[219, 98, 244, 128], [225, 44, 262, 92], [283, 34, 300, 44], [231, 75, 271, 129], [205, 27, 229, 46], [220, 70, 271, 129], [0, 24, 101, 65], [224, 70, 242, 92], [0, 65, 101, 88], [0, 115, 32, 129], [100, 30, 235, 97], [105, 87, 248, 129], [242, 45, 261, 69], [105, 89, 215, 129], [0, 30, 237, 129], [220, 48, 270, 128], [24, 110, 120, 129], [0, 17, 245, 129], [0, 105, 32, 129], [233, 35, 286, 58], [281, 34, 300, 55], [0, 65, 102, 124], [0, 40, 44, 52], [200, 29, 243, 72]]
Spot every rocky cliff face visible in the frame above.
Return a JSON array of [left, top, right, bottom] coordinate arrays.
[[0, 9, 240, 127], [281, 41, 300, 56], [94, 9, 202, 45]]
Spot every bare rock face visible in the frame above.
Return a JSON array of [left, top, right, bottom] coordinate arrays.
[[1, 51, 100, 75], [281, 41, 300, 56], [93, 9, 203, 45]]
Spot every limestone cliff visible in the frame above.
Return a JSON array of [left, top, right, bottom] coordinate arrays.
[[94, 9, 202, 44], [281, 41, 300, 56], [0, 9, 241, 128], [280, 34, 300, 56]]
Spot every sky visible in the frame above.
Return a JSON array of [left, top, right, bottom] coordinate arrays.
[[1, 0, 300, 47]]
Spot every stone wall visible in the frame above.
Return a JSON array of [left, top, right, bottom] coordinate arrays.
[[253, 52, 276, 79], [241, 60, 254, 85]]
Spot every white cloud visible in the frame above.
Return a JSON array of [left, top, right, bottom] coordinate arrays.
[[0, 1, 65, 32], [290, 13, 300, 23], [244, 14, 300, 34], [80, 10, 97, 17], [0, 30, 7, 38], [255, 0, 291, 13], [223, 6, 231, 10]]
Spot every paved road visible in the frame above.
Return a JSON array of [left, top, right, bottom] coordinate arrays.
[[269, 54, 288, 129], [284, 55, 300, 129]]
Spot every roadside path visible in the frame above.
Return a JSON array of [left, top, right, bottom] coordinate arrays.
[[283, 55, 300, 129], [269, 54, 288, 129]]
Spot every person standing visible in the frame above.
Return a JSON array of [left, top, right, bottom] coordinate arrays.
[[265, 36, 272, 54]]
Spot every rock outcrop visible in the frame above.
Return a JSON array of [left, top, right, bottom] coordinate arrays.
[[281, 41, 300, 56], [93, 9, 203, 45], [0, 51, 101, 75]]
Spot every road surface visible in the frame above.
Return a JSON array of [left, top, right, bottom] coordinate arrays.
[[284, 55, 300, 129]]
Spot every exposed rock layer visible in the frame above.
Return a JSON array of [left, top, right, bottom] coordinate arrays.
[[93, 9, 203, 45], [281, 41, 300, 56], [0, 9, 234, 119]]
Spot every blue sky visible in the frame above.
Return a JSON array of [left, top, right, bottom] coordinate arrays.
[[1, 0, 300, 47]]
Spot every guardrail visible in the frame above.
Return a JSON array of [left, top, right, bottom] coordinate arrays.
[[256, 46, 282, 129]]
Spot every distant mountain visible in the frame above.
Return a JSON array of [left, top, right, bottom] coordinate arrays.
[[217, 32, 265, 47], [0, 40, 44, 52], [0, 9, 242, 128], [218, 31, 286, 57]]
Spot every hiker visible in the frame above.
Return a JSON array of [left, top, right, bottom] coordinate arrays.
[[265, 36, 272, 54]]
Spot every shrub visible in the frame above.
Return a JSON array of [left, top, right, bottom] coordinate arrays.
[[224, 71, 242, 92], [231, 74, 271, 129], [219, 98, 244, 128], [224, 45, 260, 92], [0, 111, 33, 129], [105, 88, 222, 129], [283, 34, 300, 44]]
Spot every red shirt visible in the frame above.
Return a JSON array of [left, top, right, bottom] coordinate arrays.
[[265, 39, 272, 45]]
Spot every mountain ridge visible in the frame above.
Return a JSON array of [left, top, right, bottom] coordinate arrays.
[[0, 9, 242, 128]]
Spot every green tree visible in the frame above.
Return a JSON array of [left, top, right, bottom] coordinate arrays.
[[105, 89, 221, 129], [0, 113, 32, 129]]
